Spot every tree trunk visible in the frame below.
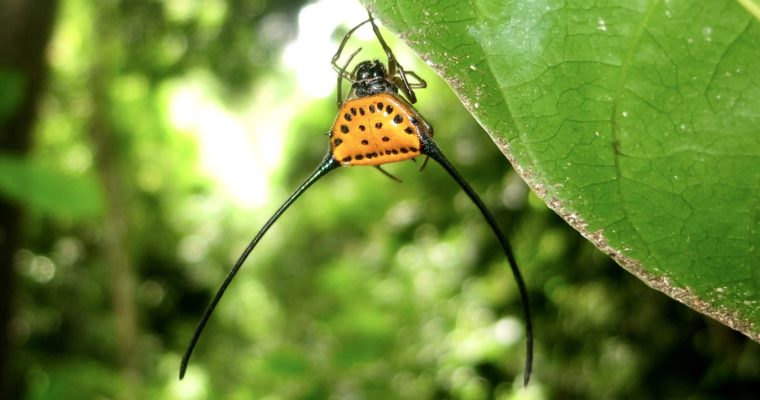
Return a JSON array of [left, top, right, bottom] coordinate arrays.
[[0, 1, 59, 398], [88, 7, 141, 398]]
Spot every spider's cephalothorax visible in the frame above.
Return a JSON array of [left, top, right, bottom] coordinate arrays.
[[180, 10, 534, 387], [350, 60, 398, 98]]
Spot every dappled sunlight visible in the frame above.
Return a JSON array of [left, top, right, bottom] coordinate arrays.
[[164, 0, 394, 208], [167, 75, 272, 208], [169, 365, 208, 400], [283, 0, 371, 99]]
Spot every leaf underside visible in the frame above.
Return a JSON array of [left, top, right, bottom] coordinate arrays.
[[365, 0, 760, 341]]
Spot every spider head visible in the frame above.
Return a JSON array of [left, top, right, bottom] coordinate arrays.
[[351, 60, 396, 98], [353, 60, 386, 81]]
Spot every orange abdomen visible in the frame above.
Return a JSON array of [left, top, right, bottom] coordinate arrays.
[[330, 92, 430, 166]]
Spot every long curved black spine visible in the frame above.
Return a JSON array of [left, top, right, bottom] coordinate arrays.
[[179, 154, 339, 379], [421, 136, 534, 386]]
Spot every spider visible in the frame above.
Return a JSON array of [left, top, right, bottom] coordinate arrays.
[[180, 10, 533, 385]]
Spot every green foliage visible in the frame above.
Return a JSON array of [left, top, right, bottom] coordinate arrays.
[[26, 361, 127, 400], [0, 69, 24, 122], [0, 153, 102, 218], [365, 0, 760, 340]]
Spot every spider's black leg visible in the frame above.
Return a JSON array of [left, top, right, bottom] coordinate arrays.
[[420, 135, 534, 386], [331, 18, 370, 105], [336, 47, 362, 107], [179, 153, 339, 380], [403, 70, 427, 89], [391, 71, 427, 102], [366, 11, 419, 104], [331, 18, 370, 74], [418, 155, 430, 171], [391, 76, 418, 104], [366, 11, 399, 78], [374, 165, 402, 182]]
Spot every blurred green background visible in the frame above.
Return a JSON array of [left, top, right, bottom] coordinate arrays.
[[2, 0, 759, 399]]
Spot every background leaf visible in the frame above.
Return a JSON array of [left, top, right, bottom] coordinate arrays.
[[364, 0, 760, 340], [0, 153, 103, 218]]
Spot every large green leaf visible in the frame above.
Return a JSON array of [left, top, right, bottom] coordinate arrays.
[[364, 0, 760, 341]]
